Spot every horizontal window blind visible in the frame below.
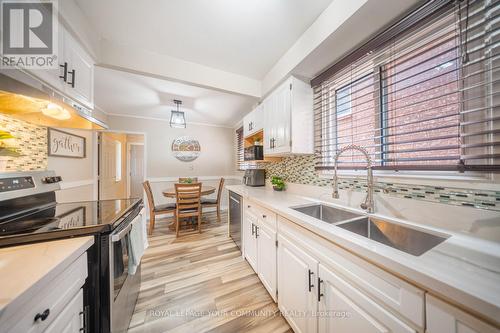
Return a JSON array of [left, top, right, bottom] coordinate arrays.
[[314, 0, 499, 171], [236, 127, 245, 170]]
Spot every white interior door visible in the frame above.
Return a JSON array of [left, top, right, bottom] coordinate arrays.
[[128, 144, 144, 199]]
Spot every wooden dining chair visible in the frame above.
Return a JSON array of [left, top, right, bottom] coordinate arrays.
[[174, 183, 202, 237], [178, 177, 198, 183], [143, 181, 176, 235], [201, 178, 225, 222]]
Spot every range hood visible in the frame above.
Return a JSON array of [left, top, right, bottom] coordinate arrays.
[[0, 69, 108, 130]]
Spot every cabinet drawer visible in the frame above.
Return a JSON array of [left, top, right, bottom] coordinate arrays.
[[278, 216, 424, 329], [426, 294, 500, 333], [4, 253, 88, 333], [247, 201, 277, 230], [45, 289, 83, 333]]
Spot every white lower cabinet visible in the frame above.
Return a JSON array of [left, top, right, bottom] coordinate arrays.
[[241, 206, 498, 333], [426, 295, 499, 333], [318, 264, 415, 333], [257, 221, 277, 301], [45, 289, 83, 333], [2, 252, 88, 333], [243, 201, 278, 300], [277, 234, 318, 333], [243, 206, 258, 271]]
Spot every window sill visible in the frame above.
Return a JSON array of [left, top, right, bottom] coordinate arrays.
[[318, 170, 497, 190]]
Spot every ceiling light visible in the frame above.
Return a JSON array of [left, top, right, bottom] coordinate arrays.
[[41, 103, 71, 120], [170, 99, 186, 128]]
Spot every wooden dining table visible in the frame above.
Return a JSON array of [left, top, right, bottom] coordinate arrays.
[[162, 185, 216, 230], [162, 185, 216, 198]]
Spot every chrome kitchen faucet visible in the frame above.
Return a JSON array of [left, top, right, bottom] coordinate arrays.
[[332, 144, 375, 213]]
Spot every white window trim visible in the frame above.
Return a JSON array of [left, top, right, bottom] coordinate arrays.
[[318, 169, 498, 191]]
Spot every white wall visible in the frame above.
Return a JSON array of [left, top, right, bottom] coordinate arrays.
[[48, 128, 96, 202], [107, 115, 240, 209]]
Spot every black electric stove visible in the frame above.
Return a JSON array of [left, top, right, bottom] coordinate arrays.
[[0, 171, 144, 333], [0, 197, 141, 247]]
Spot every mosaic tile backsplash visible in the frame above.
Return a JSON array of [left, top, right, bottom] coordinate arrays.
[[263, 155, 500, 212], [0, 114, 47, 171]]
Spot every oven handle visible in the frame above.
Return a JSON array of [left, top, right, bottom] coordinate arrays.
[[110, 206, 144, 243], [111, 223, 133, 242]]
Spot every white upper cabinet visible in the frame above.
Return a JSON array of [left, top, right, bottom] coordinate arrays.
[[26, 25, 94, 109], [243, 104, 263, 138], [63, 30, 94, 109], [27, 27, 65, 93], [263, 76, 313, 156]]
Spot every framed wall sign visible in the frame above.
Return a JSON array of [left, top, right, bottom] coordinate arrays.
[[171, 136, 201, 162], [48, 128, 86, 158]]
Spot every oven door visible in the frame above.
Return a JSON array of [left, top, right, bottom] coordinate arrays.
[[109, 212, 142, 333]]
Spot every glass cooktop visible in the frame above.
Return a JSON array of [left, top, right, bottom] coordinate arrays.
[[0, 198, 141, 240]]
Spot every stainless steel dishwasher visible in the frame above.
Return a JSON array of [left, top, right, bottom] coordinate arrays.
[[229, 191, 242, 251]]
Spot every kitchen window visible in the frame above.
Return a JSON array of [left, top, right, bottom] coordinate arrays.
[[335, 84, 352, 118], [313, 0, 499, 173], [236, 126, 247, 171]]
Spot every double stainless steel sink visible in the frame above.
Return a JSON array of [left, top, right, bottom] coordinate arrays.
[[291, 204, 448, 256]]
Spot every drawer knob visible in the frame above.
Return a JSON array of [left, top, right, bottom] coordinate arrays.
[[34, 309, 50, 322], [262, 215, 266, 218]]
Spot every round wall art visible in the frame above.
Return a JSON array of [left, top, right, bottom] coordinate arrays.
[[171, 136, 201, 162]]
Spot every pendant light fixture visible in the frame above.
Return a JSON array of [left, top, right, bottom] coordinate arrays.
[[170, 99, 186, 128]]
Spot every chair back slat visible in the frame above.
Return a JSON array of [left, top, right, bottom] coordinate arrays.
[[216, 178, 225, 204], [175, 183, 202, 213], [143, 181, 155, 210]]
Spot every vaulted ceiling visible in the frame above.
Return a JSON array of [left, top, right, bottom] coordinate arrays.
[[76, 0, 333, 79]]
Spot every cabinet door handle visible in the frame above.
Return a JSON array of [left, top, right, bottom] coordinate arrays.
[[317, 277, 324, 301], [59, 62, 68, 81], [251, 223, 255, 236], [68, 69, 76, 88], [308, 269, 314, 292], [255, 225, 259, 238], [262, 214, 266, 219], [247, 205, 251, 208], [34, 308, 50, 322]]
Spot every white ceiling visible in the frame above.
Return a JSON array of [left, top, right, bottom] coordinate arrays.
[[76, 0, 333, 79], [95, 67, 257, 127]]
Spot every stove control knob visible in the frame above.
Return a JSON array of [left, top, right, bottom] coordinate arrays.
[[43, 176, 63, 184]]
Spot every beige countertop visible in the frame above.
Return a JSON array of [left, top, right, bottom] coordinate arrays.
[[0, 236, 94, 315], [227, 185, 500, 326]]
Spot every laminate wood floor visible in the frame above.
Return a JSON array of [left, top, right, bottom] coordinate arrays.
[[128, 211, 292, 333]]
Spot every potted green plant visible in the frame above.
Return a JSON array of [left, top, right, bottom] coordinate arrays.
[[0, 130, 21, 172], [271, 176, 286, 191]]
